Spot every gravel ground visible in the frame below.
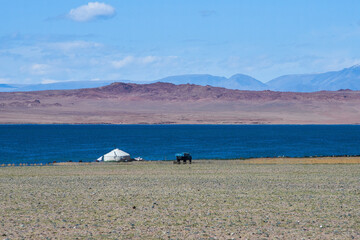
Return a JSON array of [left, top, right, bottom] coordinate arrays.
[[0, 160, 359, 239]]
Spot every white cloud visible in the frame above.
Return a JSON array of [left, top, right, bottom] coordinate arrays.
[[19, 63, 54, 77], [0, 78, 11, 84], [112, 56, 135, 68], [68, 2, 115, 22], [48, 41, 102, 51], [30, 64, 50, 75], [41, 79, 59, 84], [111, 56, 178, 69], [140, 56, 159, 64]]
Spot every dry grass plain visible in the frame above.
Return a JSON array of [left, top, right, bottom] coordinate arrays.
[[0, 160, 359, 239]]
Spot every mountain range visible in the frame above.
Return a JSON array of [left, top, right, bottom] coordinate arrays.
[[1, 81, 360, 124], [1, 65, 360, 92]]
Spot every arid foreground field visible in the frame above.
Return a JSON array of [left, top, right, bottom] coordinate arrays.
[[1, 160, 359, 239]]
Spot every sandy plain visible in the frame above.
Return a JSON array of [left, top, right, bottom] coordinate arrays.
[[0, 159, 359, 239]]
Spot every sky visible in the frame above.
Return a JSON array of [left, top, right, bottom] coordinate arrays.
[[1, 0, 360, 84]]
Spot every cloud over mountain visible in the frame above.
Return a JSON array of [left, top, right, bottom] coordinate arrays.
[[67, 2, 116, 22]]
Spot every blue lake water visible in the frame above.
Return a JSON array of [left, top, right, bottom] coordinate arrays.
[[1, 125, 360, 165]]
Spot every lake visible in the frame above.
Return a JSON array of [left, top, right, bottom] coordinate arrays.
[[1, 125, 360, 165]]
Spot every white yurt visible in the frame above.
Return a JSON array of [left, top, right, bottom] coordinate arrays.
[[97, 148, 131, 162]]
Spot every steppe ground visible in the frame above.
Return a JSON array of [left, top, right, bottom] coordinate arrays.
[[0, 159, 359, 239]]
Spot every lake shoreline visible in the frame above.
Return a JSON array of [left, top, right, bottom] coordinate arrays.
[[2, 156, 360, 167], [51, 156, 360, 165]]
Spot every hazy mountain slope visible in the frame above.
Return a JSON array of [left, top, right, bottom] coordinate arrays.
[[159, 74, 227, 86], [267, 65, 360, 92], [267, 74, 319, 92], [227, 74, 267, 90], [8, 80, 118, 92], [0, 84, 13, 88], [159, 74, 267, 90], [0, 84, 16, 92]]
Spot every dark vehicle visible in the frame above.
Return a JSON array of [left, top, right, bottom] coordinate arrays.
[[174, 152, 192, 164]]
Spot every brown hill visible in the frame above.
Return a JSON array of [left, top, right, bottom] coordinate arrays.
[[0, 82, 359, 124]]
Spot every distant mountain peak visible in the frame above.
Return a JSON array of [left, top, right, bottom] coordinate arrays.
[[229, 73, 253, 78], [348, 64, 360, 69], [159, 73, 267, 91]]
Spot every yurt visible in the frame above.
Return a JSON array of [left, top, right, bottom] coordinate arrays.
[[97, 148, 131, 162]]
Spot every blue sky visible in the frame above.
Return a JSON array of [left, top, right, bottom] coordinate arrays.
[[1, 0, 360, 84]]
